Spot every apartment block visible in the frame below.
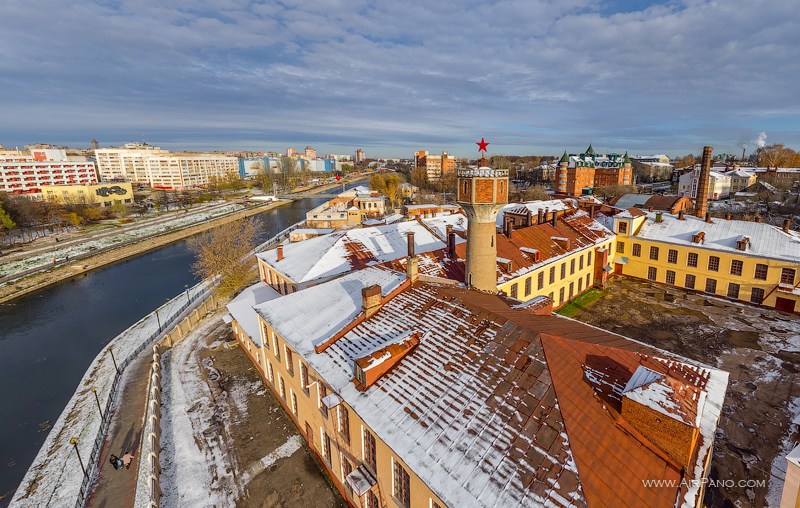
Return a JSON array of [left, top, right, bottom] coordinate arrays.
[[0, 151, 97, 197]]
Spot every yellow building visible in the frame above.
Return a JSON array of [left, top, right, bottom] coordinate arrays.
[[613, 209, 800, 313], [40, 182, 134, 207], [780, 445, 800, 508]]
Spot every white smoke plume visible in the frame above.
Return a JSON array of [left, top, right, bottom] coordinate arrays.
[[754, 131, 767, 148]]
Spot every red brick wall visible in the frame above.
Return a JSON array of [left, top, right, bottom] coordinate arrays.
[[474, 179, 495, 203]]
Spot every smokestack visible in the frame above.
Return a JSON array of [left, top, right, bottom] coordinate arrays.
[[538, 208, 545, 224], [695, 146, 712, 218], [784, 218, 792, 233], [448, 231, 457, 257], [277, 244, 284, 261], [407, 231, 415, 257]]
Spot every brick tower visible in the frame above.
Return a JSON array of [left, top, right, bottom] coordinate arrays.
[[457, 138, 508, 293], [695, 146, 712, 218]]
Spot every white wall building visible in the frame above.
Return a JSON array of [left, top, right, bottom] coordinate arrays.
[[678, 167, 732, 200], [0, 152, 97, 197]]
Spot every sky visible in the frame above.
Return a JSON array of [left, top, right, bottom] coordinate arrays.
[[1, 0, 798, 158]]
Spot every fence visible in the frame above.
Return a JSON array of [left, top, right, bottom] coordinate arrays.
[[253, 219, 306, 253], [10, 281, 211, 508]]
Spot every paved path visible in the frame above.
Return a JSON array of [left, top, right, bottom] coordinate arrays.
[[85, 351, 152, 508]]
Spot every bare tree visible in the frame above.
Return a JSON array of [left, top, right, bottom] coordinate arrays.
[[189, 217, 258, 299]]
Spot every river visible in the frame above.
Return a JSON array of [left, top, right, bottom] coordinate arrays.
[[0, 193, 340, 504]]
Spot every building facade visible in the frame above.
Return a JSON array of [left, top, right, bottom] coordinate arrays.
[[40, 182, 133, 207], [1, 152, 98, 197], [554, 145, 633, 196], [355, 148, 366, 164], [677, 168, 732, 200], [415, 150, 455, 181]]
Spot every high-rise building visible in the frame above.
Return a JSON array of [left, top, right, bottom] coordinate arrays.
[[355, 148, 365, 164], [0, 150, 97, 197], [414, 150, 455, 180], [286, 147, 297, 157], [304, 146, 317, 159], [554, 144, 633, 196]]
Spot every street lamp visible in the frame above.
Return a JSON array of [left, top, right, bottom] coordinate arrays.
[[69, 437, 87, 478], [184, 284, 190, 304], [108, 348, 120, 375], [91, 387, 102, 418], [155, 309, 162, 331]]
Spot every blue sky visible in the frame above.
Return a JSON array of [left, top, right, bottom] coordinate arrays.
[[1, 0, 798, 158]]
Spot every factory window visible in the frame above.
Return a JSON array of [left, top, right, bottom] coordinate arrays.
[[537, 272, 544, 290], [510, 283, 518, 299], [560, 263, 566, 279], [579, 256, 584, 270], [586, 273, 591, 287], [301, 363, 310, 395], [750, 287, 765, 304], [780, 268, 795, 285], [667, 249, 678, 264], [754, 264, 768, 280], [366, 492, 379, 508], [705, 278, 717, 294], [569, 282, 574, 300], [549, 266, 556, 284], [666, 270, 676, 285], [525, 277, 532, 296], [291, 391, 298, 417], [730, 259, 743, 276], [647, 267, 657, 281], [687, 252, 698, 268], [338, 406, 350, 444], [570, 259, 575, 275], [708, 256, 720, 272], [278, 375, 286, 400], [649, 246, 659, 260], [685, 274, 696, 290], [323, 432, 332, 464], [318, 384, 329, 418], [285, 347, 294, 376], [363, 428, 377, 472], [727, 283, 740, 299], [578, 278, 583, 293], [559, 287, 565, 305], [616, 242, 625, 254], [587, 251, 592, 264], [632, 244, 641, 257]]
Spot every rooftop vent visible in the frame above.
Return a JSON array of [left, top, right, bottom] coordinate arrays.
[[277, 244, 284, 261], [691, 232, 705, 244], [520, 247, 541, 263], [353, 331, 422, 391], [552, 236, 571, 250], [736, 236, 749, 251]]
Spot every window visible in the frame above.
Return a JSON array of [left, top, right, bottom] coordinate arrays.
[[363, 428, 377, 472], [323, 432, 332, 464], [560, 263, 566, 279], [687, 252, 698, 268], [667, 249, 678, 264], [431, 502, 443, 508], [279, 375, 286, 400], [586, 273, 591, 287], [618, 222, 628, 234], [685, 274, 696, 289], [319, 384, 329, 418], [510, 283, 518, 298], [291, 391, 298, 416], [301, 363, 310, 395], [632, 244, 641, 257], [754, 264, 768, 280], [366, 491, 379, 508], [751, 287, 765, 304], [273, 333, 280, 361], [569, 282, 574, 300], [537, 272, 544, 290], [708, 256, 720, 272], [267, 361, 274, 384], [342, 458, 354, 495], [393, 460, 411, 508], [647, 267, 657, 281], [261, 324, 270, 350], [549, 266, 556, 284], [525, 277, 532, 296], [730, 259, 743, 276], [338, 406, 350, 444], [781, 268, 796, 285], [559, 287, 565, 304], [579, 256, 584, 270], [649, 246, 659, 260], [587, 251, 592, 264], [285, 346, 294, 376], [727, 283, 740, 299], [578, 278, 583, 292], [570, 259, 575, 275], [666, 270, 676, 285], [705, 278, 717, 294], [616, 242, 625, 254]]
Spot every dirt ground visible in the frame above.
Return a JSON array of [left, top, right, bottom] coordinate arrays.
[[568, 278, 800, 508], [160, 314, 346, 508]]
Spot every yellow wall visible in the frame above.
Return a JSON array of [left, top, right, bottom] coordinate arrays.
[[41, 182, 133, 206], [779, 453, 800, 508], [614, 217, 800, 311], [497, 239, 615, 308], [258, 258, 298, 295], [241, 314, 448, 508]]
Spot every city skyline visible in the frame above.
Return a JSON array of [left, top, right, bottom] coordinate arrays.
[[1, 0, 799, 157]]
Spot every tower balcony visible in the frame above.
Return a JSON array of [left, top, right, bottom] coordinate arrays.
[[458, 168, 508, 178]]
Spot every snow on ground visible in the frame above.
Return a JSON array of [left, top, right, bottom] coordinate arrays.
[[243, 435, 303, 482], [159, 318, 245, 508], [0, 202, 241, 278], [767, 396, 800, 507]]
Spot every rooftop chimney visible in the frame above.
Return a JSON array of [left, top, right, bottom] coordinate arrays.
[[277, 244, 284, 261], [655, 212, 663, 223], [551, 211, 557, 227], [725, 214, 732, 221], [505, 220, 513, 239], [648, 206, 654, 212], [446, 224, 453, 236], [695, 146, 712, 219], [526, 208, 533, 226], [448, 231, 457, 258], [754, 215, 763, 223], [538, 208, 545, 224], [361, 285, 382, 319], [705, 212, 712, 223], [678, 210, 685, 220], [784, 218, 792, 233], [407, 231, 415, 257], [406, 256, 419, 283]]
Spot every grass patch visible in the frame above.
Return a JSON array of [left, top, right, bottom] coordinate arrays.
[[555, 288, 605, 317]]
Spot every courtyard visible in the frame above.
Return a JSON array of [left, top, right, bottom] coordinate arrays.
[[566, 277, 800, 508]]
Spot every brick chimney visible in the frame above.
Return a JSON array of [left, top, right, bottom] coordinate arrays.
[[526, 208, 533, 226], [754, 215, 763, 223], [551, 211, 557, 227], [277, 244, 284, 261], [448, 231, 457, 257], [705, 212, 712, 223], [406, 256, 419, 283], [361, 285, 382, 319], [505, 220, 513, 239], [407, 231, 415, 257], [678, 210, 685, 220], [538, 208, 545, 224], [725, 213, 732, 220], [695, 146, 712, 218], [784, 218, 792, 233]]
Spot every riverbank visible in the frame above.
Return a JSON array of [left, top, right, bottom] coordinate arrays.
[[0, 200, 288, 305]]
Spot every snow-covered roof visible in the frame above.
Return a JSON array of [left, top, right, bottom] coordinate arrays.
[[257, 221, 447, 284], [254, 267, 407, 353], [421, 213, 468, 239], [612, 194, 653, 210], [631, 212, 800, 263], [226, 282, 281, 346], [788, 443, 800, 468], [495, 199, 571, 228], [256, 278, 727, 507]]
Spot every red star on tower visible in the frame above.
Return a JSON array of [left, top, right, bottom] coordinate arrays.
[[476, 137, 489, 153]]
